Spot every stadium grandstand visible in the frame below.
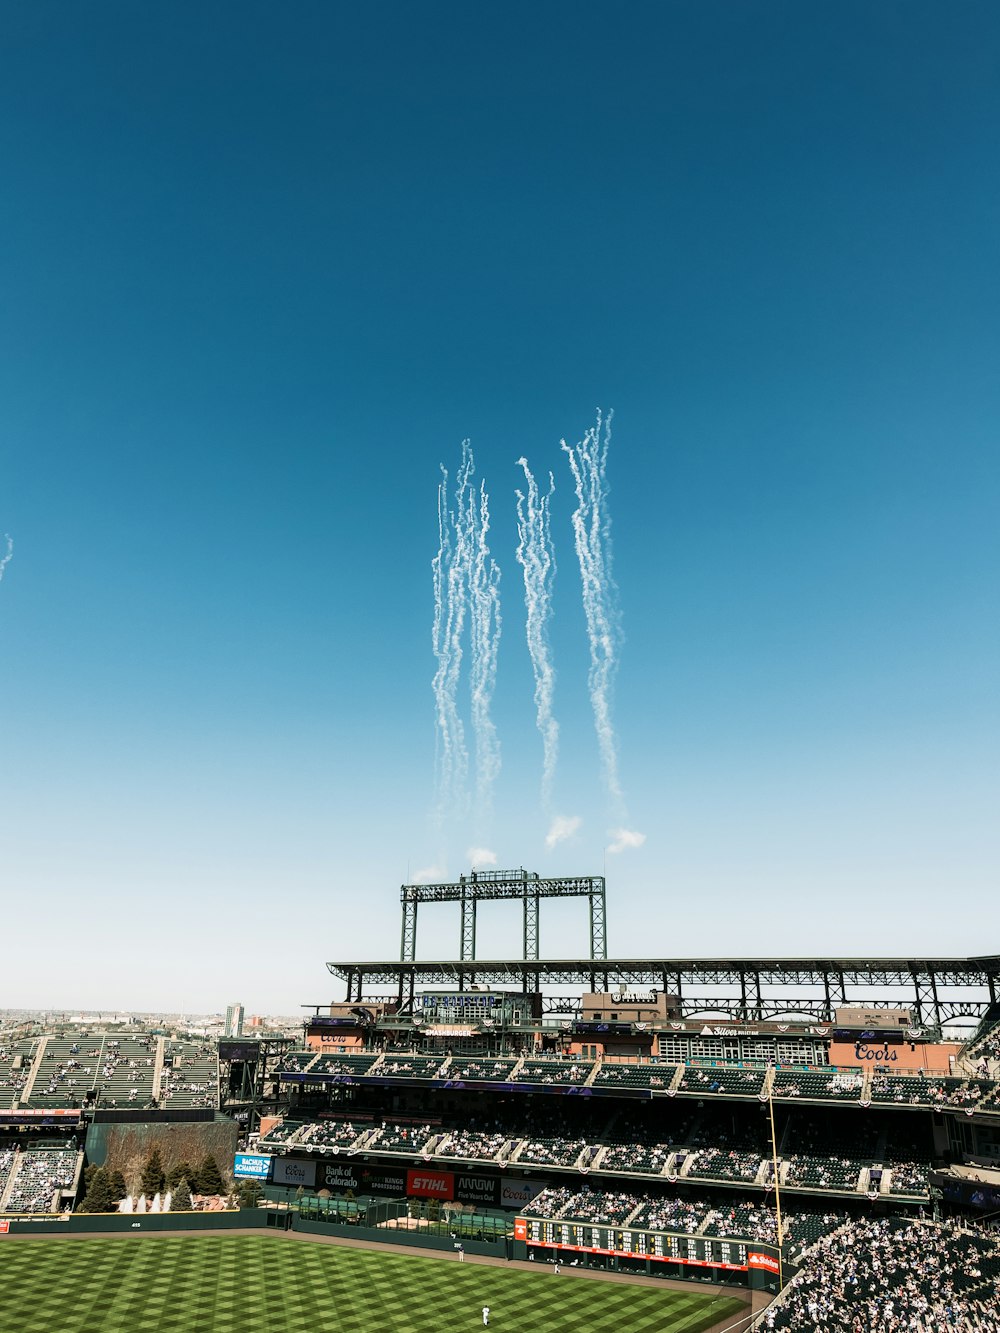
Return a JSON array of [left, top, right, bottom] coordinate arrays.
[[4, 868, 1000, 1328]]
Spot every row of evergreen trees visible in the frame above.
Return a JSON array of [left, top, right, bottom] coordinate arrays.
[[78, 1148, 227, 1212]]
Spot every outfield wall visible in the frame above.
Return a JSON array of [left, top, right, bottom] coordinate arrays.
[[0, 1209, 269, 1236]]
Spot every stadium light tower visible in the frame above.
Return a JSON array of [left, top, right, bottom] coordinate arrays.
[[398, 869, 607, 964]]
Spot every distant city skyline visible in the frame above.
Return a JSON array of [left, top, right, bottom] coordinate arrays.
[[1, 3, 998, 1012]]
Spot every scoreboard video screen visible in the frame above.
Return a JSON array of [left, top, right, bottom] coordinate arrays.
[[516, 1218, 748, 1271]]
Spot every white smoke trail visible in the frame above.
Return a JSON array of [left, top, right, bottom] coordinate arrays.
[[562, 409, 624, 803], [431, 443, 501, 825], [467, 468, 502, 820], [0, 535, 12, 582], [515, 459, 558, 807], [431, 456, 471, 820]]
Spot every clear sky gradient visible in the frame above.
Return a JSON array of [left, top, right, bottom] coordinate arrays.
[[1, 3, 998, 1014]]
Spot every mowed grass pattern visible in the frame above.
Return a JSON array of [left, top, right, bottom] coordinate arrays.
[[0, 1234, 745, 1333]]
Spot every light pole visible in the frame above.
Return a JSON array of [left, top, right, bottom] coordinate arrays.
[[767, 1079, 785, 1291]]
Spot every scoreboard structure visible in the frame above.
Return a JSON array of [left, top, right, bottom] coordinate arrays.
[[514, 1216, 776, 1275]]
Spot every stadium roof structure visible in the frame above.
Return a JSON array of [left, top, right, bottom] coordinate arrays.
[[325, 954, 1000, 1026]]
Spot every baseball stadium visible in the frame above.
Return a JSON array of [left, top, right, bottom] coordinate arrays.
[[2, 868, 1000, 1331]]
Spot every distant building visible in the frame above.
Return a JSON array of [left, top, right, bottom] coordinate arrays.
[[224, 1003, 244, 1038], [247, 1015, 263, 1028]]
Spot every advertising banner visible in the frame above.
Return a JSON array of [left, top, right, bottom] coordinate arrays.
[[273, 1158, 317, 1188], [500, 1178, 546, 1208], [406, 1168, 454, 1200], [748, 1252, 781, 1273], [454, 1174, 500, 1207], [319, 1162, 408, 1196], [0, 1109, 81, 1125], [219, 1042, 259, 1061], [233, 1153, 272, 1180]]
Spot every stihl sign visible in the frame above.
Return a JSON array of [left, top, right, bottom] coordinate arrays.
[[407, 1169, 454, 1199]]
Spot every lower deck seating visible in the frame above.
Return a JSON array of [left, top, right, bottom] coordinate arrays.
[[5, 1149, 79, 1213], [764, 1217, 1000, 1331]]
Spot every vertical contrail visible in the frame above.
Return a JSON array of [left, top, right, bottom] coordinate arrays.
[[515, 459, 558, 807], [466, 466, 502, 821], [431, 455, 471, 820], [431, 443, 501, 825], [562, 409, 623, 804], [0, 535, 12, 582]]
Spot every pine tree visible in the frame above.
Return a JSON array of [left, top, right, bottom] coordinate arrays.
[[79, 1168, 114, 1213], [195, 1153, 225, 1195], [171, 1178, 193, 1211], [166, 1160, 194, 1192], [140, 1147, 165, 1197], [108, 1170, 128, 1204], [235, 1179, 261, 1209]]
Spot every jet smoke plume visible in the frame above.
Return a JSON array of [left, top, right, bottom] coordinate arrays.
[[0, 535, 12, 583], [515, 459, 559, 807], [431, 445, 501, 825], [466, 470, 502, 820], [562, 410, 623, 803], [431, 457, 471, 819]]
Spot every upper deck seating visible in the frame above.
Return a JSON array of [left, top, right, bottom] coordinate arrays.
[[376, 1056, 447, 1079], [446, 1058, 518, 1082], [677, 1066, 766, 1097], [308, 1053, 380, 1076], [513, 1059, 594, 1086], [592, 1063, 677, 1090], [772, 1070, 863, 1101]]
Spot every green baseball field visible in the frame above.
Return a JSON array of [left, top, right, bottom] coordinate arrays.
[[0, 1234, 746, 1332]]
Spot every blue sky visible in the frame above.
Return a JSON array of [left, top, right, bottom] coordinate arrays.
[[1, 3, 998, 1014]]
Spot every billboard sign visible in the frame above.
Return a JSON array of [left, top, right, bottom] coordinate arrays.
[[454, 1174, 499, 1207], [273, 1158, 317, 1187], [500, 1178, 546, 1208], [233, 1153, 272, 1180], [406, 1168, 454, 1200], [320, 1162, 408, 1196], [219, 1042, 259, 1061], [748, 1252, 781, 1273]]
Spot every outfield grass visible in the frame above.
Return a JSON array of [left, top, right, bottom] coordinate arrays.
[[0, 1234, 746, 1332]]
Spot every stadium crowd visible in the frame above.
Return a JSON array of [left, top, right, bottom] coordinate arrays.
[[761, 1216, 1000, 1331]]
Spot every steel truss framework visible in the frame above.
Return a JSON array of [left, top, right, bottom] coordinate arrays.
[[399, 870, 607, 964], [326, 955, 1000, 1029], [217, 1036, 294, 1132]]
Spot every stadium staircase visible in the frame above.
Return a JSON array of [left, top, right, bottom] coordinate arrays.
[[583, 1060, 602, 1087], [19, 1036, 49, 1105], [508, 1055, 527, 1080], [0, 1148, 20, 1210], [151, 1037, 166, 1097], [668, 1064, 685, 1093]]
